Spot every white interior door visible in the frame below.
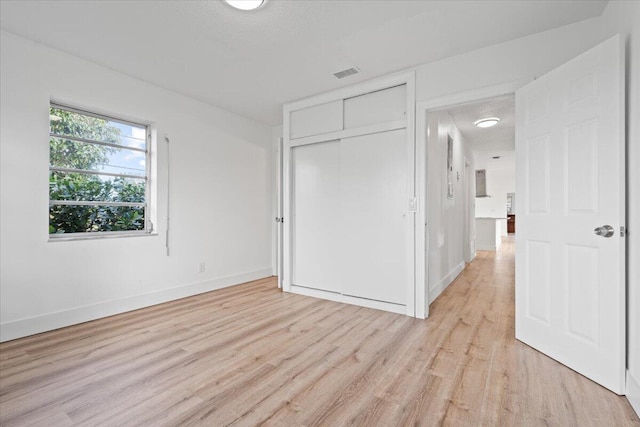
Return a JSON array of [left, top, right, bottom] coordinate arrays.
[[292, 140, 342, 293], [292, 131, 411, 305], [515, 35, 625, 394], [340, 129, 408, 305]]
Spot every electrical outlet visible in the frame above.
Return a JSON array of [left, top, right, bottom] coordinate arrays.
[[198, 262, 206, 273]]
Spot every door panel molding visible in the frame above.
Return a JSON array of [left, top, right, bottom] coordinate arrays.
[[515, 35, 625, 394]]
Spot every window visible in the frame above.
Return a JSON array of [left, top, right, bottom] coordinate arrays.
[[49, 103, 151, 237]]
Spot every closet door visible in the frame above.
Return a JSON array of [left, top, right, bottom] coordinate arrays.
[[340, 129, 408, 305], [291, 141, 341, 293]]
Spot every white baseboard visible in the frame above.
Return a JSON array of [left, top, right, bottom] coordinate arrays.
[[465, 251, 476, 263], [290, 285, 407, 315], [628, 370, 640, 418], [0, 268, 272, 343], [429, 261, 466, 304]]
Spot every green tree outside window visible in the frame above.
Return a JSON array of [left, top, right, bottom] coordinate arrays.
[[49, 106, 147, 234]]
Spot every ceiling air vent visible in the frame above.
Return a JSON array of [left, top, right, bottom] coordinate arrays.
[[333, 67, 360, 79]]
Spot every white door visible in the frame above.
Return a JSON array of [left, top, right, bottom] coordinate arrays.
[[292, 140, 342, 293], [291, 131, 412, 306], [515, 35, 625, 394], [340, 129, 409, 305]]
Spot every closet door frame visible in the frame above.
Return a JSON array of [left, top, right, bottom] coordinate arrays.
[[283, 71, 417, 317]]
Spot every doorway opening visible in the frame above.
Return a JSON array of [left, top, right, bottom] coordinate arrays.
[[507, 192, 516, 235], [420, 92, 516, 307], [418, 35, 626, 397]]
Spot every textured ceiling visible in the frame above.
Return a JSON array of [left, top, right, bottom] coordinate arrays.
[[0, 0, 607, 126], [445, 94, 515, 152]]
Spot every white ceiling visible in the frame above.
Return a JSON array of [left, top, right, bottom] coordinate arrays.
[[0, 0, 607, 126], [445, 94, 515, 152]]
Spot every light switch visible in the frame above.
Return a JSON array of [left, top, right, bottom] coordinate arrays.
[[408, 197, 418, 212]]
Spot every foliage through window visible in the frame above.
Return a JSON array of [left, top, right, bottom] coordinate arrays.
[[49, 104, 150, 236]]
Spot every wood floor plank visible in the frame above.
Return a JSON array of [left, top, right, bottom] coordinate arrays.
[[1, 237, 638, 426]]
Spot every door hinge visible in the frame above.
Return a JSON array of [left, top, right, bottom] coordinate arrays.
[[275, 217, 284, 223], [621, 226, 627, 237]]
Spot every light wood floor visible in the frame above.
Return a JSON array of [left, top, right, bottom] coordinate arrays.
[[1, 239, 638, 426]]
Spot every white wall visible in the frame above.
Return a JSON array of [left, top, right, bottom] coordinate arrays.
[[599, 0, 640, 415], [0, 31, 273, 342], [414, 17, 604, 102], [426, 110, 473, 302]]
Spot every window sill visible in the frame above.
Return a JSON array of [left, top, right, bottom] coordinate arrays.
[[48, 231, 158, 243]]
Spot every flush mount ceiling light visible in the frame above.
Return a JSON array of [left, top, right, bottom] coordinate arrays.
[[474, 117, 501, 128], [224, 0, 266, 10]]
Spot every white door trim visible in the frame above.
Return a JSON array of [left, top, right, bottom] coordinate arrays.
[[417, 79, 530, 112], [276, 137, 284, 287], [464, 157, 472, 264], [271, 135, 280, 277], [415, 79, 526, 318]]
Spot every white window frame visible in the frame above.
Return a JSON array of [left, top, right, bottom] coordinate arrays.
[[48, 102, 154, 240]]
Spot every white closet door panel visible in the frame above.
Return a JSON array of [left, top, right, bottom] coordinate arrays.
[[292, 141, 341, 293], [344, 85, 406, 130], [340, 129, 408, 305], [290, 100, 343, 140]]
